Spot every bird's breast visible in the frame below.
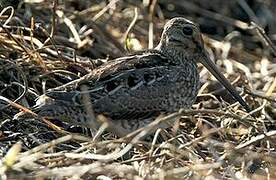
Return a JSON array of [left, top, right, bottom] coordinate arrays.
[[165, 62, 200, 111]]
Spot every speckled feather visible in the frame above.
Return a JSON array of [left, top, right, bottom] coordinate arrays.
[[32, 18, 212, 135], [37, 49, 200, 131]]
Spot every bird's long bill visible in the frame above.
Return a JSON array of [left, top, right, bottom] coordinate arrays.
[[200, 52, 251, 113]]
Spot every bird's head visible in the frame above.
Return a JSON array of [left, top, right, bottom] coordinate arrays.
[[156, 17, 204, 60]]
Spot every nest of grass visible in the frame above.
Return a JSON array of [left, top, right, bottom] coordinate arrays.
[[0, 0, 276, 179]]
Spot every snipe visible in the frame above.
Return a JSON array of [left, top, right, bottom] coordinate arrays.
[[17, 17, 251, 136]]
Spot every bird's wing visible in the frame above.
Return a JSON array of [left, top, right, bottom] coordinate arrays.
[[86, 49, 173, 83], [39, 50, 196, 122], [82, 50, 197, 119], [45, 49, 172, 100]]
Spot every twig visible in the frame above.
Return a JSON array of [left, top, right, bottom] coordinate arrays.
[[0, 59, 28, 110], [245, 89, 276, 103], [178, 127, 224, 149], [19, 134, 92, 157], [236, 0, 260, 24], [92, 0, 120, 21], [148, 0, 158, 49], [42, 0, 57, 46], [123, 8, 138, 52], [0, 6, 14, 26], [235, 130, 276, 150], [56, 10, 82, 46], [0, 95, 62, 132], [249, 22, 276, 56], [79, 85, 97, 130]]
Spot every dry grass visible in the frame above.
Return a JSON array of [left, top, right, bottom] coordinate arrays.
[[0, 0, 276, 179]]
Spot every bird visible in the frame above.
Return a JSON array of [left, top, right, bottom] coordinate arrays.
[[18, 17, 251, 137]]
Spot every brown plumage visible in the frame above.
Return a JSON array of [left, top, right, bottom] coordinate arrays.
[[21, 17, 251, 136]]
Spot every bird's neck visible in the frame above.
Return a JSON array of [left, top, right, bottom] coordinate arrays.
[[155, 44, 198, 66]]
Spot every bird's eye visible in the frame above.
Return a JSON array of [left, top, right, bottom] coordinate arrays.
[[182, 26, 193, 36]]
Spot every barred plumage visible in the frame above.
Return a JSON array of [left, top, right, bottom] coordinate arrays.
[[18, 17, 250, 136]]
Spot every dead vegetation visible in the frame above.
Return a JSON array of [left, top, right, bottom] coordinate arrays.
[[0, 0, 276, 179]]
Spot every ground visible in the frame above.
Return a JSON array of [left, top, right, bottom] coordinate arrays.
[[0, 0, 276, 179]]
